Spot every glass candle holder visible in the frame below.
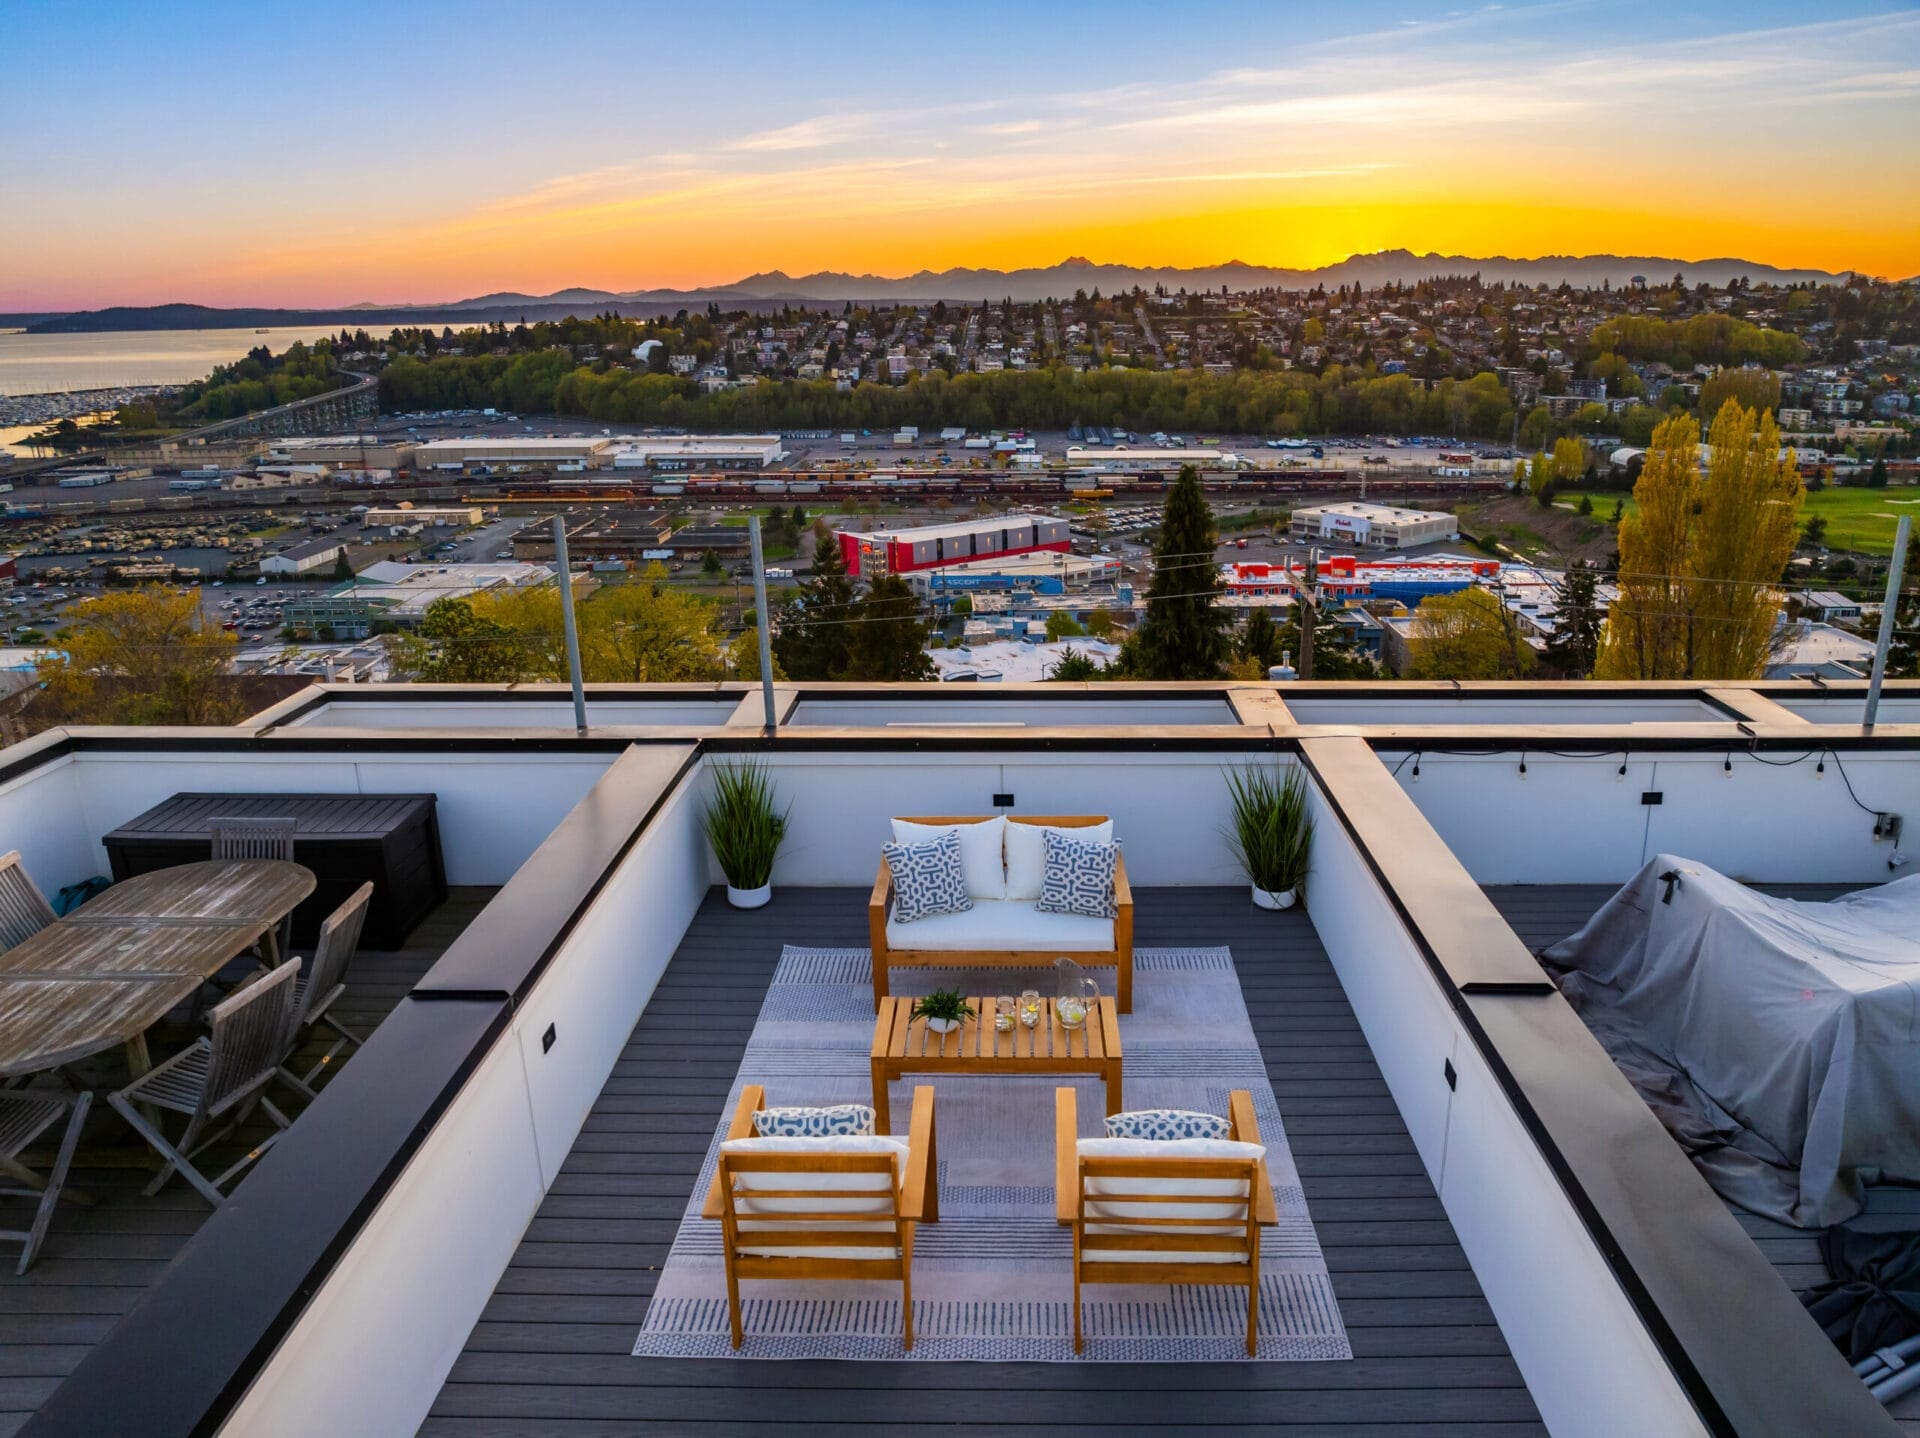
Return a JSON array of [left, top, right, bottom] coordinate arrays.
[[1018, 989, 1043, 1028], [994, 995, 1016, 1032]]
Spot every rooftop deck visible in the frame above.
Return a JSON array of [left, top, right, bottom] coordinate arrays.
[[429, 886, 1544, 1435], [0, 889, 494, 1438], [1484, 883, 1920, 1435]]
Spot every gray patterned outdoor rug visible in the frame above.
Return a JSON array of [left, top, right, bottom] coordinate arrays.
[[632, 946, 1353, 1362]]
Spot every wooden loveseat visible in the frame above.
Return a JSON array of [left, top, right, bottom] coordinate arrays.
[[867, 814, 1133, 1013]]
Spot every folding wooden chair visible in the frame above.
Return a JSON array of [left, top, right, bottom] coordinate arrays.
[[0, 1090, 93, 1275], [0, 850, 58, 954], [276, 882, 373, 1098], [108, 961, 301, 1207]]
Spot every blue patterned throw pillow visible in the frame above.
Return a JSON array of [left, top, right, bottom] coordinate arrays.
[[1105, 1108, 1233, 1141], [883, 828, 973, 923], [1034, 827, 1119, 919], [754, 1104, 876, 1138]]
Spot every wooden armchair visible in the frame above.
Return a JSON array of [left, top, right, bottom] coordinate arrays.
[[1055, 1087, 1276, 1355], [702, 1084, 938, 1351], [868, 815, 1134, 1013]]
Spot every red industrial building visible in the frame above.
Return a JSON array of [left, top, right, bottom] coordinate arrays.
[[837, 516, 1072, 578]]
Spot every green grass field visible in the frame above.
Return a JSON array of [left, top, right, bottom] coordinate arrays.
[[1553, 487, 1920, 556]]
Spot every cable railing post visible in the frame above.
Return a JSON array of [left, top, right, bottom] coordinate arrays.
[[551, 514, 587, 733], [1865, 513, 1910, 731], [748, 516, 778, 732]]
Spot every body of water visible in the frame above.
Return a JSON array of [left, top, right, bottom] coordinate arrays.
[[0, 326, 349, 398]]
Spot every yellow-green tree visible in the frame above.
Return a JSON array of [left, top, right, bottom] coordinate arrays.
[[36, 585, 247, 726], [1409, 588, 1534, 679], [1698, 367, 1780, 421], [401, 565, 729, 683], [1596, 401, 1802, 679], [1551, 437, 1585, 485], [727, 620, 785, 680], [472, 568, 725, 683]]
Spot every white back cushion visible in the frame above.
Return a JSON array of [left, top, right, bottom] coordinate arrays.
[[719, 1134, 909, 1215], [718, 1134, 909, 1261], [894, 816, 1007, 900], [1074, 1135, 1265, 1225], [1006, 820, 1111, 901]]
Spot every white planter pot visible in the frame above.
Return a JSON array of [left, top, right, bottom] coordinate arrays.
[[1251, 885, 1298, 911], [925, 1016, 961, 1033], [727, 883, 772, 910]]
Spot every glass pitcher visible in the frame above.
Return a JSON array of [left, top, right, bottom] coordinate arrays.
[[1054, 957, 1099, 1030]]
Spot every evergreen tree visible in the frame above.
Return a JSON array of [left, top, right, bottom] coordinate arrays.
[[1047, 646, 1105, 681], [843, 574, 935, 681], [1238, 605, 1283, 670], [772, 535, 857, 679], [1543, 561, 1602, 677], [1869, 456, 1890, 489], [1125, 465, 1230, 679]]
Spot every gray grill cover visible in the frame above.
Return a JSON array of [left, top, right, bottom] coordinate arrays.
[[1543, 856, 1920, 1228]]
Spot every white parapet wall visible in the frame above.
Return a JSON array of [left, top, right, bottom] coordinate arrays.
[[1299, 762, 1712, 1438], [0, 746, 620, 893], [215, 750, 711, 1437], [718, 746, 1278, 888], [1385, 748, 1920, 886]]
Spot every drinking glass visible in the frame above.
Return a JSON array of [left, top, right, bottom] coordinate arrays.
[[1018, 989, 1043, 1028]]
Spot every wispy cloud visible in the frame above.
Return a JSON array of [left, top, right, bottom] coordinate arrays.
[[726, 113, 875, 152]]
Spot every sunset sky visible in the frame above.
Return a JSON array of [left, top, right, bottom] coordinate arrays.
[[5, 1, 1918, 310]]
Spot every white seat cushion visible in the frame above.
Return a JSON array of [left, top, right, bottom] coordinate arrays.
[[1006, 821, 1111, 901], [885, 898, 1112, 953], [718, 1134, 910, 1260], [1075, 1135, 1266, 1262], [893, 817, 1007, 901]]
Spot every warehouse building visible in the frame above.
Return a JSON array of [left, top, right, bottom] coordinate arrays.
[[607, 436, 785, 471], [264, 437, 415, 469], [361, 506, 486, 530], [511, 510, 675, 563], [909, 550, 1121, 596], [836, 515, 1071, 578], [260, 537, 349, 577], [1289, 501, 1458, 550], [412, 438, 614, 471], [282, 560, 555, 638]]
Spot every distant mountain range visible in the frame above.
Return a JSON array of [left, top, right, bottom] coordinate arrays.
[[21, 250, 1856, 333]]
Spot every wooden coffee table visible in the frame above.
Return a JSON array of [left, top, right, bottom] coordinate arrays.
[[869, 994, 1122, 1131]]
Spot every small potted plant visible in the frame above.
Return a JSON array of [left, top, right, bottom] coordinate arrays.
[[704, 759, 789, 909], [1224, 763, 1313, 911], [910, 988, 975, 1034]]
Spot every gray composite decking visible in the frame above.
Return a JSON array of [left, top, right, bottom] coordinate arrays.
[[1485, 882, 1920, 1433], [428, 886, 1546, 1435], [0, 888, 496, 1438]]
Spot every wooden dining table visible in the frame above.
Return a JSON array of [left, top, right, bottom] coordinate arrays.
[[0, 859, 315, 1081]]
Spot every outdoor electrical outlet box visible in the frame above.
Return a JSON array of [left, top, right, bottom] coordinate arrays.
[[1875, 813, 1903, 844], [993, 793, 1015, 808]]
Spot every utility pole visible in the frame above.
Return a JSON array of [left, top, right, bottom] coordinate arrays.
[[1298, 547, 1318, 681], [551, 515, 587, 733], [747, 515, 778, 731], [1865, 513, 1910, 731]]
